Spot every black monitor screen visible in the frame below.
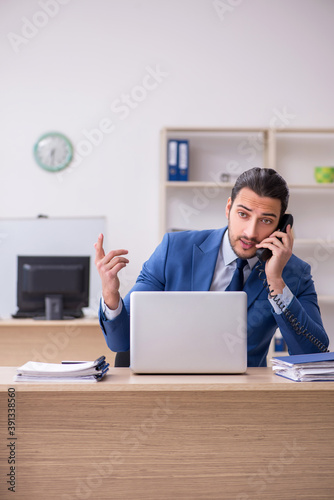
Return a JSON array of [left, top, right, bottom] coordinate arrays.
[[14, 256, 90, 319]]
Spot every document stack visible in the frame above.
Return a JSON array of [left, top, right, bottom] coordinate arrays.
[[271, 352, 334, 382], [14, 356, 109, 383]]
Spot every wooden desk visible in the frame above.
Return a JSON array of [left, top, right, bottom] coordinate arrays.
[[0, 367, 333, 499], [0, 318, 115, 366]]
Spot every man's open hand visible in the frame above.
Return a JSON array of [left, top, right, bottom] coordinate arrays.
[[94, 233, 129, 310]]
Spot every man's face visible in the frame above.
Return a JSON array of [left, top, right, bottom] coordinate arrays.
[[226, 187, 282, 259]]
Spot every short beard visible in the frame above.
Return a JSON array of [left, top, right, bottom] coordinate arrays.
[[227, 220, 258, 259]]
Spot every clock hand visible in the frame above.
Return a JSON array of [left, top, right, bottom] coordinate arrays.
[[50, 148, 55, 165]]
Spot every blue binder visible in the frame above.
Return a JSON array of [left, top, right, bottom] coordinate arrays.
[[178, 140, 189, 181], [273, 352, 334, 365], [167, 139, 178, 181]]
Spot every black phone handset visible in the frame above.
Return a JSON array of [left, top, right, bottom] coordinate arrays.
[[255, 213, 329, 353], [256, 214, 294, 263]]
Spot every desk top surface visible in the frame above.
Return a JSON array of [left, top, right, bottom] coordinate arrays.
[[1, 367, 334, 392], [0, 317, 99, 327]]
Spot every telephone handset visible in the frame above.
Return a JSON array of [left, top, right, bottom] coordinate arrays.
[[255, 212, 329, 353], [256, 213, 294, 262]]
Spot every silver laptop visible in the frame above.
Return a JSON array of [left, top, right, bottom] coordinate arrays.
[[130, 291, 247, 374]]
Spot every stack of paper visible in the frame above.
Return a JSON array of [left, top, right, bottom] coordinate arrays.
[[14, 356, 109, 383], [271, 352, 334, 382]]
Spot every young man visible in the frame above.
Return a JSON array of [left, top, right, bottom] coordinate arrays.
[[95, 167, 329, 366]]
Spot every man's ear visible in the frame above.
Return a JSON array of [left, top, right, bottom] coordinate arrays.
[[225, 197, 232, 219]]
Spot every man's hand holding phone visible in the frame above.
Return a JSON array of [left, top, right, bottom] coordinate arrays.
[[94, 233, 129, 310], [255, 219, 294, 295]]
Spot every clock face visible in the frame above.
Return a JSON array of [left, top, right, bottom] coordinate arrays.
[[33, 132, 73, 172]]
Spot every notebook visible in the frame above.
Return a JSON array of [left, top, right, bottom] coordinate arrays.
[[130, 291, 247, 374]]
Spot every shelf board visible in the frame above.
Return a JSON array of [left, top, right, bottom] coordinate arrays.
[[165, 181, 234, 188], [163, 127, 334, 134], [162, 127, 268, 134], [165, 181, 334, 189], [274, 128, 334, 134], [318, 295, 334, 304], [288, 183, 334, 189], [294, 238, 334, 247]]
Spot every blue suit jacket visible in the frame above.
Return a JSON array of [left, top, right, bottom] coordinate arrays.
[[99, 228, 329, 366]]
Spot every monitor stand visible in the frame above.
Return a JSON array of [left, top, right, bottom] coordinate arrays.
[[12, 299, 84, 320], [45, 295, 63, 320]]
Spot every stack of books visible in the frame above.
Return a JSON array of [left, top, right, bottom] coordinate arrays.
[[14, 356, 109, 383], [271, 352, 334, 382]]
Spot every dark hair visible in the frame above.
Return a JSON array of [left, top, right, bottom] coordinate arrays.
[[231, 167, 289, 217]]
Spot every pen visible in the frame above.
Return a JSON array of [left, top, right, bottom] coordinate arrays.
[[61, 360, 90, 364], [61, 356, 106, 365], [94, 356, 106, 365]]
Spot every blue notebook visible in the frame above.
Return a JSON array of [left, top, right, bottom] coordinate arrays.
[[273, 352, 334, 366]]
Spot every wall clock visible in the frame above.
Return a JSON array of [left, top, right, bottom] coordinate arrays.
[[33, 132, 73, 172]]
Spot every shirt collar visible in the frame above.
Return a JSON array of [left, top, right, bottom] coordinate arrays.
[[223, 229, 258, 269]]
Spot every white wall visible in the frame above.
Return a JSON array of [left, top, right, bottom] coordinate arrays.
[[1, 0, 334, 301]]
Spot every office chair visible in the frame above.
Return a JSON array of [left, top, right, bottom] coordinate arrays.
[[114, 350, 130, 367]]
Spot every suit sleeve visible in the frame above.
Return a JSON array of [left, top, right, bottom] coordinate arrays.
[[98, 233, 170, 352], [272, 262, 329, 354]]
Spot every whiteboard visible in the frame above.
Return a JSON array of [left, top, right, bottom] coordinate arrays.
[[0, 217, 106, 319]]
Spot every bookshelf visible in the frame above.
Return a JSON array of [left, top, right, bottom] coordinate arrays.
[[160, 127, 334, 356]]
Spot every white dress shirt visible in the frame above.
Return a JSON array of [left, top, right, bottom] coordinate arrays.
[[209, 229, 258, 291]]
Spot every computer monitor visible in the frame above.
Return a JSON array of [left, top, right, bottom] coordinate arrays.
[[13, 256, 90, 320]]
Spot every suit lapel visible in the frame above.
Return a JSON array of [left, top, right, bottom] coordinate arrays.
[[191, 228, 225, 291]]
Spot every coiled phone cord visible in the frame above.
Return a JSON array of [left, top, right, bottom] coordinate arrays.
[[256, 263, 330, 353]]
